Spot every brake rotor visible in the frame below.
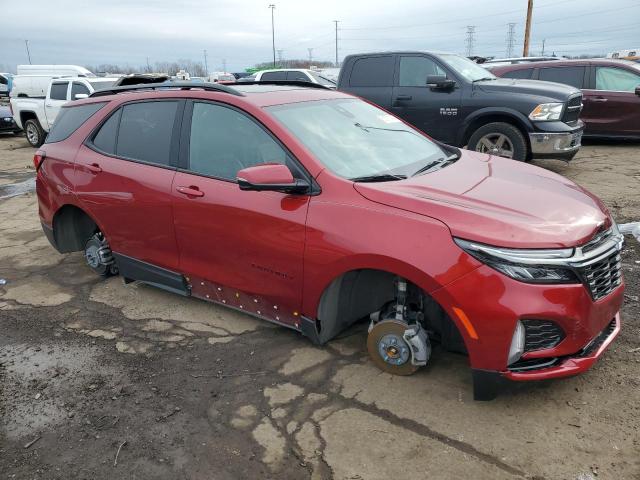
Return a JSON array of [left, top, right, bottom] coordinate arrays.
[[367, 319, 420, 376]]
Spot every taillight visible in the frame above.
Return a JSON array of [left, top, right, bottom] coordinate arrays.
[[33, 151, 46, 171]]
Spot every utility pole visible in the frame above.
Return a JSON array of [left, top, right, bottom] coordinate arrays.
[[146, 57, 151, 73], [308, 48, 314, 65], [222, 59, 227, 73], [506, 23, 516, 57], [25, 40, 32, 64], [465, 26, 476, 57], [523, 0, 533, 57], [541, 39, 546, 55], [277, 49, 284, 65], [333, 20, 339, 67], [269, 4, 276, 68], [203, 50, 208, 75]]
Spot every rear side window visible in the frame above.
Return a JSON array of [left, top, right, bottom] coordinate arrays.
[[71, 82, 90, 98], [50, 82, 68, 100], [538, 67, 585, 89], [92, 109, 121, 154], [349, 56, 395, 87], [116, 101, 178, 165], [261, 71, 287, 81], [502, 68, 533, 79], [286, 71, 310, 82], [45, 103, 106, 144]]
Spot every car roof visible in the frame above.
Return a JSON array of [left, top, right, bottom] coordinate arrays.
[[491, 58, 640, 71], [76, 83, 351, 109], [345, 50, 454, 57]]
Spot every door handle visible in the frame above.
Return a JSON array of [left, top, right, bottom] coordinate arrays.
[[86, 163, 102, 173], [176, 186, 204, 197], [395, 95, 413, 101], [592, 97, 608, 102], [45, 104, 53, 107]]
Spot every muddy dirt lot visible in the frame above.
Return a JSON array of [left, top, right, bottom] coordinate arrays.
[[0, 133, 639, 480]]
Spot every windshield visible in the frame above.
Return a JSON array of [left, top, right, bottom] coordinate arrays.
[[268, 99, 449, 179], [439, 54, 496, 82], [308, 71, 336, 86], [88, 79, 117, 90]]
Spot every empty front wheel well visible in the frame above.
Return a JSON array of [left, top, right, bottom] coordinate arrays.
[[52, 205, 99, 253], [315, 269, 467, 352]]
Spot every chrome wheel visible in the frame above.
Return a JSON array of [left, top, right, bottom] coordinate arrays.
[[476, 133, 515, 159], [26, 123, 39, 145]]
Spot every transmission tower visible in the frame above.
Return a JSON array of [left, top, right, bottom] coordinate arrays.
[[277, 49, 284, 64], [506, 23, 516, 57], [308, 48, 314, 64], [465, 26, 476, 57]]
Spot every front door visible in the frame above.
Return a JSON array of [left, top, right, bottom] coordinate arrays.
[[45, 81, 70, 129], [171, 101, 309, 326], [74, 100, 182, 271], [582, 65, 640, 137], [391, 55, 463, 144]]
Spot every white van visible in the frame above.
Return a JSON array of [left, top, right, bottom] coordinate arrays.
[[16, 65, 95, 77], [12, 65, 96, 98]]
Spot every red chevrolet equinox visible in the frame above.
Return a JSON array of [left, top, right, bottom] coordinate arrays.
[[34, 82, 625, 400]]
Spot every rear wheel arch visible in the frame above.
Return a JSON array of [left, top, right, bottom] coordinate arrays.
[[52, 204, 102, 253], [19, 110, 38, 125], [312, 267, 468, 354]]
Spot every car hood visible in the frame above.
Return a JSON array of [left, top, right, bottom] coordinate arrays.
[[474, 78, 581, 101], [353, 151, 610, 249]]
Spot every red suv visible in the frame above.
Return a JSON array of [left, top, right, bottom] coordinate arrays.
[[35, 82, 625, 400]]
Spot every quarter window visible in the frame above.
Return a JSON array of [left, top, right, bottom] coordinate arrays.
[[399, 57, 446, 87], [261, 71, 287, 81], [349, 56, 395, 87], [116, 101, 178, 166], [538, 67, 585, 89], [595, 67, 640, 92], [50, 82, 68, 100], [286, 71, 310, 82], [45, 103, 106, 144], [188, 102, 288, 181]]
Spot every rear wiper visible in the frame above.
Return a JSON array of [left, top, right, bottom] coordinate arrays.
[[412, 153, 459, 176], [351, 174, 407, 183]]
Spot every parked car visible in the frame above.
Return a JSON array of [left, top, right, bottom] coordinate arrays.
[[10, 77, 119, 147], [236, 74, 256, 83], [490, 59, 640, 139], [255, 69, 336, 88], [34, 81, 624, 400], [0, 105, 21, 135], [0, 73, 12, 97], [482, 56, 560, 68], [338, 51, 584, 161]]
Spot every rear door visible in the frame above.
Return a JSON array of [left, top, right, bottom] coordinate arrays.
[[341, 55, 395, 110], [582, 64, 640, 137], [391, 54, 463, 143], [171, 100, 309, 326], [45, 81, 70, 129], [75, 99, 183, 271]]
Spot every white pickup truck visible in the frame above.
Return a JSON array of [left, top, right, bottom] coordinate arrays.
[[10, 77, 117, 147]]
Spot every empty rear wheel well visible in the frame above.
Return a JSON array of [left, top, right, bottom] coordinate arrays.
[[52, 205, 99, 253], [316, 269, 467, 352]]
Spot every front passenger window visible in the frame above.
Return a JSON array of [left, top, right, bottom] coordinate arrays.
[[595, 67, 640, 92], [188, 102, 288, 181], [399, 57, 446, 87]]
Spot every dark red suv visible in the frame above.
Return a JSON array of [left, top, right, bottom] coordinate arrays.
[[35, 82, 625, 399], [489, 59, 640, 139]]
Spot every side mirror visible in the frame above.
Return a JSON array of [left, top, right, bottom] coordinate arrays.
[[74, 93, 89, 100], [635, 85, 640, 97], [426, 75, 455, 90], [237, 164, 310, 194]]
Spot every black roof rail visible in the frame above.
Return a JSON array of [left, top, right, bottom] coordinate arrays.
[[236, 80, 333, 90], [89, 81, 244, 98]]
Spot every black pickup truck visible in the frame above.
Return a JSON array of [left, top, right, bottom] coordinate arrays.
[[337, 51, 584, 161]]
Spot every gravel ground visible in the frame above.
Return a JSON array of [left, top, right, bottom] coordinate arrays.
[[0, 133, 639, 480]]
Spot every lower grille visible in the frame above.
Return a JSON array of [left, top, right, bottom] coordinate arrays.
[[578, 319, 616, 357], [522, 320, 565, 351], [509, 357, 560, 372], [582, 251, 622, 301]]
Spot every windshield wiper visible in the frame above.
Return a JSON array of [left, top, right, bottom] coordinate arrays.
[[412, 153, 460, 176], [351, 174, 407, 183], [472, 77, 496, 82]]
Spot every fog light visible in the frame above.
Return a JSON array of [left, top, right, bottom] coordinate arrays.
[[507, 320, 525, 365]]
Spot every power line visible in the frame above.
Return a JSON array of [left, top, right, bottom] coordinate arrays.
[[506, 23, 516, 57], [465, 26, 476, 56]]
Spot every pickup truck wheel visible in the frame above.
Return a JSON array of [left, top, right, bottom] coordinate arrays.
[[468, 122, 527, 161], [24, 119, 45, 147]]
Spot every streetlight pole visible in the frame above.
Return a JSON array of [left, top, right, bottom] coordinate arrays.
[[523, 0, 533, 57], [269, 4, 276, 68], [25, 40, 32, 64], [333, 20, 339, 67]]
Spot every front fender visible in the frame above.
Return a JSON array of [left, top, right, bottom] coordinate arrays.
[[458, 107, 534, 145]]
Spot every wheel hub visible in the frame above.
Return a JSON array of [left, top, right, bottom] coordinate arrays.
[[26, 124, 38, 144], [378, 333, 410, 366], [367, 319, 420, 375], [85, 244, 101, 268]]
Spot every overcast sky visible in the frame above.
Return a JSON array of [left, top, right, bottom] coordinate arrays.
[[1, 0, 639, 73]]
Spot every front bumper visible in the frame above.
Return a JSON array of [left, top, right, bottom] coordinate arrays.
[[529, 129, 582, 160], [0, 116, 20, 133]]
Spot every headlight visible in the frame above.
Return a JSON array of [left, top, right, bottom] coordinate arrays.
[[454, 238, 579, 284], [529, 102, 564, 121]]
